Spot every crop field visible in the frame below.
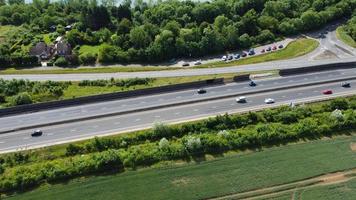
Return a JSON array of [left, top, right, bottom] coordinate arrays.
[[7, 135, 356, 200]]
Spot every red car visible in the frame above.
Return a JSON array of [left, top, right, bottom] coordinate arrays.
[[272, 46, 277, 51], [322, 90, 333, 95], [261, 49, 265, 53]]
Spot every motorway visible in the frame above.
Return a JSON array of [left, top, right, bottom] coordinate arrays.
[[0, 72, 356, 152], [1, 68, 356, 134]]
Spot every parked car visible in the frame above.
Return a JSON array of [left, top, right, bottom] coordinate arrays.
[[194, 60, 202, 65], [31, 130, 43, 137], [264, 98, 275, 104], [241, 52, 247, 57], [228, 55, 233, 60], [272, 46, 277, 51], [260, 49, 265, 53], [182, 62, 190, 67], [197, 88, 207, 94], [341, 82, 351, 88], [249, 81, 257, 87], [236, 96, 247, 103], [248, 49, 255, 55], [266, 46, 272, 52], [234, 54, 241, 59], [322, 90, 333, 95], [278, 44, 284, 49], [221, 55, 227, 61]]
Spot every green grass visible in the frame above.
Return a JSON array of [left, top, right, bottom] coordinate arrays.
[[195, 38, 319, 68], [79, 44, 104, 55], [6, 135, 356, 200], [336, 26, 356, 48]]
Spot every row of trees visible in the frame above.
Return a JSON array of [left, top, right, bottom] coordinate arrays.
[[344, 16, 356, 41], [0, 0, 355, 66], [1, 104, 356, 192]]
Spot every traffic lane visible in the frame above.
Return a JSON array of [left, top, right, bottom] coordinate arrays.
[[0, 68, 354, 132], [0, 80, 355, 151]]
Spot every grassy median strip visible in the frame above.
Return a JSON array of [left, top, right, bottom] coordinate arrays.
[[194, 38, 319, 68], [6, 135, 356, 200], [336, 26, 356, 48]]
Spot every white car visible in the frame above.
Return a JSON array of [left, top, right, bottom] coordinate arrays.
[[194, 60, 202, 65], [236, 96, 247, 103], [264, 98, 275, 104], [221, 55, 227, 61]]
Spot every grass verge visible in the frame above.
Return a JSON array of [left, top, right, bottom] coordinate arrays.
[[6, 134, 356, 200], [194, 38, 319, 68], [336, 26, 356, 48]]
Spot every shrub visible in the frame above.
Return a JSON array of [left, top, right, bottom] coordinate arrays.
[[152, 122, 173, 138], [0, 94, 5, 103], [10, 92, 33, 106], [159, 138, 170, 150], [183, 136, 202, 153], [79, 53, 97, 65], [54, 57, 69, 67]]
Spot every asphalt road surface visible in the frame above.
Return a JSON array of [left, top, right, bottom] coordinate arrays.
[[1, 68, 356, 134], [0, 78, 355, 153]]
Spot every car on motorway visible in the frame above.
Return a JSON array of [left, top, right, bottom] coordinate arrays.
[[31, 130, 43, 137], [342, 82, 351, 88], [182, 62, 190, 67], [194, 60, 202, 65], [264, 98, 275, 104], [236, 96, 247, 103], [266, 46, 272, 52], [249, 81, 257, 87], [234, 54, 241, 59], [322, 90, 333, 95], [197, 88, 207, 94], [278, 44, 284, 49]]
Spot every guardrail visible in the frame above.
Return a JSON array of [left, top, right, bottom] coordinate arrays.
[[279, 61, 356, 76]]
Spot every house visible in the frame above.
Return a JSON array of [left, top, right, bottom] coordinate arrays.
[[55, 41, 72, 56], [55, 36, 63, 43], [29, 42, 52, 60]]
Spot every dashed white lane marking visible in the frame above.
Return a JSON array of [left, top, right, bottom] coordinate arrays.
[[70, 129, 77, 132], [212, 106, 217, 109], [313, 90, 319, 93], [135, 119, 141, 122], [193, 109, 199, 112], [230, 103, 235, 106], [0, 141, 4, 144], [175, 112, 181, 115], [288, 80, 294, 82], [121, 104, 127, 107], [47, 133, 53, 136], [155, 115, 160, 118], [243, 86, 248, 89], [227, 89, 232, 91], [176, 96, 182, 98], [304, 78, 308, 80], [158, 99, 164, 101], [114, 122, 121, 125], [23, 137, 30, 140], [281, 95, 287, 98], [140, 101, 146, 104], [93, 125, 99, 128], [298, 93, 303, 95]]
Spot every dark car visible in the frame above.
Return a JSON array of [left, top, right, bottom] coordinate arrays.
[[234, 54, 241, 59], [31, 130, 43, 137], [248, 49, 255, 56], [266, 47, 272, 52], [241, 52, 247, 57], [261, 49, 265, 53], [272, 46, 277, 51], [182, 62, 190, 67], [342, 82, 351, 88], [249, 81, 257, 87], [197, 88, 207, 94], [278, 44, 284, 49], [228, 55, 233, 60]]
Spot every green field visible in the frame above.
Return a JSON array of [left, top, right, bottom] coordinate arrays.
[[6, 135, 356, 200], [79, 44, 104, 55], [196, 38, 319, 68], [336, 26, 356, 48]]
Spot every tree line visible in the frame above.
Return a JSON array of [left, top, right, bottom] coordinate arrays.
[[0, 0, 355, 67]]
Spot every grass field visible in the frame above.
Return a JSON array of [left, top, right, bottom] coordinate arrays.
[[42, 34, 51, 44], [0, 38, 318, 74], [195, 38, 319, 69], [336, 26, 356, 48], [6, 135, 356, 200], [79, 44, 104, 55]]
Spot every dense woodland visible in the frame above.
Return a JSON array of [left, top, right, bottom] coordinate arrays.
[[0, 0, 355, 67]]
